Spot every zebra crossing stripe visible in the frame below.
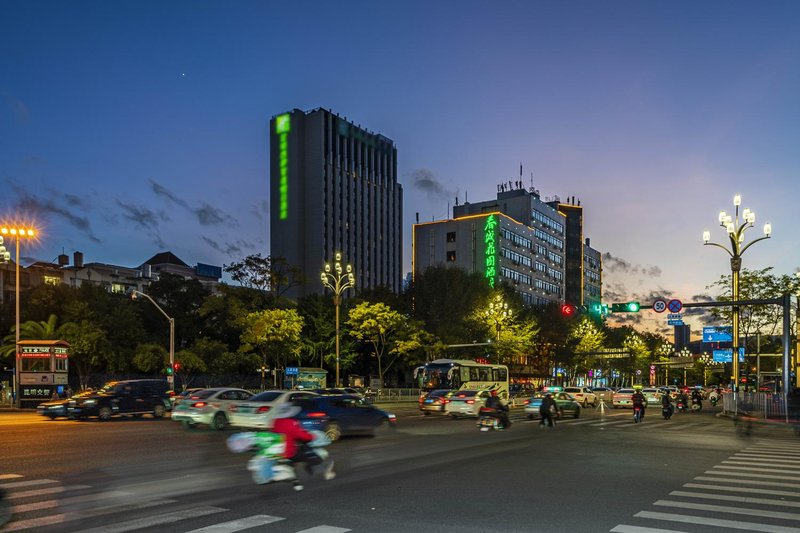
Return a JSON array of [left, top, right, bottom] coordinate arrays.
[[3, 498, 174, 531], [706, 468, 800, 481], [74, 505, 227, 533], [610, 525, 691, 533], [295, 526, 352, 533], [735, 454, 800, 462], [0, 478, 58, 489], [12, 490, 132, 514], [670, 490, 800, 508], [718, 463, 800, 472], [684, 482, 800, 498], [5, 484, 90, 499], [653, 499, 800, 520], [634, 510, 800, 532], [184, 514, 285, 532], [694, 476, 800, 489]]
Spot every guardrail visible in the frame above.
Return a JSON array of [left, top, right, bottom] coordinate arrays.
[[721, 391, 792, 420], [371, 388, 422, 403]]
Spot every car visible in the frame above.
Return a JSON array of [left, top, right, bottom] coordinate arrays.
[[293, 395, 396, 441], [591, 387, 614, 403], [418, 389, 453, 415], [170, 387, 253, 430], [524, 391, 581, 419], [612, 388, 636, 408], [642, 388, 663, 405], [37, 390, 94, 419], [228, 389, 320, 429], [171, 388, 204, 408], [67, 379, 172, 421], [444, 389, 491, 418], [564, 386, 598, 407]]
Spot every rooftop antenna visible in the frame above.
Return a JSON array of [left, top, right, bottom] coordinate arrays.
[[530, 172, 534, 192]]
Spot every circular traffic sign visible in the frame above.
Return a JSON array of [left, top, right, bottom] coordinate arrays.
[[653, 299, 667, 313], [667, 299, 683, 313], [636, 370, 642, 375]]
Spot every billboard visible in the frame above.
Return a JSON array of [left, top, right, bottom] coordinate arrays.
[[196, 263, 222, 279]]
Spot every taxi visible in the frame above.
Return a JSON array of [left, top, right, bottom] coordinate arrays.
[[171, 387, 253, 430], [524, 387, 581, 419]]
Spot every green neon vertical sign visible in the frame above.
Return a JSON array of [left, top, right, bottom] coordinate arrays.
[[484, 215, 498, 288], [275, 113, 290, 220]]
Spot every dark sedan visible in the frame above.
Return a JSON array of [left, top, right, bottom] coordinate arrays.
[[293, 395, 396, 441], [37, 390, 94, 419]]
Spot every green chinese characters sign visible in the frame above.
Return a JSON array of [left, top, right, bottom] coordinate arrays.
[[484, 215, 498, 287], [275, 113, 290, 220]]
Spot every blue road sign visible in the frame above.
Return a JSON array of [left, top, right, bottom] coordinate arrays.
[[668, 319, 684, 326], [285, 366, 299, 376], [703, 326, 733, 343], [712, 347, 745, 363]]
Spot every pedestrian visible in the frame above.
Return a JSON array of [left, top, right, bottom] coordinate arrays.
[[539, 393, 557, 428], [64, 386, 73, 398]]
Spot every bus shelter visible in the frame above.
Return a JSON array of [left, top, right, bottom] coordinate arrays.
[[16, 340, 70, 408]]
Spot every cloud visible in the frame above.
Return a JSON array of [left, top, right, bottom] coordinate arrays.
[[115, 200, 169, 249], [150, 179, 236, 227], [602, 252, 661, 278], [410, 169, 457, 203], [202, 236, 256, 256], [251, 200, 269, 220], [10, 185, 101, 243], [1, 91, 29, 124]]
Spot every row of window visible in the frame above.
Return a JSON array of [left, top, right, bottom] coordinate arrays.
[[533, 228, 564, 251], [586, 257, 601, 270], [586, 271, 601, 283], [531, 209, 564, 234], [517, 291, 556, 307], [548, 250, 563, 266], [535, 279, 561, 295], [548, 267, 563, 281], [501, 266, 532, 286], [501, 247, 532, 267], [501, 228, 532, 249]]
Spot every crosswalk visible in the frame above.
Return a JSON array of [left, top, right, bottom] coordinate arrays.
[[0, 473, 352, 532], [610, 439, 800, 532]]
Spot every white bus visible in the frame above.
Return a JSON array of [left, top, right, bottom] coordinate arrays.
[[415, 359, 510, 399]]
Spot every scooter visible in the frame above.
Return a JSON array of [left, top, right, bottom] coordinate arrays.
[[691, 398, 702, 412], [662, 404, 674, 420], [477, 407, 506, 431], [227, 430, 331, 485], [676, 399, 687, 413], [633, 405, 643, 423]]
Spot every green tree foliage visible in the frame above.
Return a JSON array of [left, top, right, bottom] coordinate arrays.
[[145, 273, 209, 351], [566, 316, 606, 377], [59, 320, 112, 391], [0, 314, 61, 361], [173, 348, 207, 388], [133, 343, 168, 374], [225, 253, 303, 300], [239, 308, 304, 370], [346, 302, 406, 380]]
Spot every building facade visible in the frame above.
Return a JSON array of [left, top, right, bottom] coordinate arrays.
[[269, 108, 403, 298]]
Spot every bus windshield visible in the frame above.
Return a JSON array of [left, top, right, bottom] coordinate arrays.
[[417, 363, 460, 390]]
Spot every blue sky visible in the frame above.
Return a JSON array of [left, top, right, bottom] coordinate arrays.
[[2, 1, 799, 336]]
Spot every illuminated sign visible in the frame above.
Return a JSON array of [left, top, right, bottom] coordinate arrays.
[[484, 215, 498, 287], [275, 113, 291, 220]]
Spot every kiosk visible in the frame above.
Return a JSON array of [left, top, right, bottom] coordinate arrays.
[[17, 340, 70, 408]]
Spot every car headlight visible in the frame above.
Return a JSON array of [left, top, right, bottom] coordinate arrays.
[[84, 399, 96, 405]]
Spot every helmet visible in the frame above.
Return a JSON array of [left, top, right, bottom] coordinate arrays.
[[490, 389, 498, 396]]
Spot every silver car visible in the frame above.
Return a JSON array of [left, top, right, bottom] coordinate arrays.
[[170, 387, 253, 430], [228, 390, 319, 429], [444, 390, 491, 418]]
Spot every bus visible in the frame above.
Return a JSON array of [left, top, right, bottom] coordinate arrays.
[[414, 359, 509, 399]]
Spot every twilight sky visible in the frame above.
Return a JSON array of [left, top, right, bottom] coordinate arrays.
[[2, 1, 799, 337]]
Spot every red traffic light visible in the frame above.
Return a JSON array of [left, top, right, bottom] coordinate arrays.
[[561, 304, 576, 317], [173, 362, 181, 372]]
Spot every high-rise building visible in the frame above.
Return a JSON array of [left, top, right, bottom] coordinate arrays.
[[269, 108, 403, 298], [548, 199, 602, 306]]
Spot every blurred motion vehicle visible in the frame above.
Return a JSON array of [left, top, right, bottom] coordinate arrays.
[[642, 388, 663, 406], [591, 387, 614, 403], [524, 390, 581, 419], [564, 386, 597, 407], [229, 390, 319, 429], [171, 387, 253, 430], [67, 379, 171, 421], [612, 388, 636, 408], [171, 388, 203, 408], [293, 395, 396, 441], [37, 389, 93, 419], [418, 389, 453, 415], [444, 390, 491, 418]]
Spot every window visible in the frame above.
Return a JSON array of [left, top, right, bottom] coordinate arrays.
[[55, 358, 67, 371], [446, 232, 456, 243], [446, 251, 456, 262], [21, 358, 49, 372]]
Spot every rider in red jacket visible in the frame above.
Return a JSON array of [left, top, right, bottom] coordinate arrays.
[[270, 403, 335, 491]]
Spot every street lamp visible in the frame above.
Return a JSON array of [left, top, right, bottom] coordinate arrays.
[[1, 225, 37, 408], [320, 252, 355, 388], [130, 289, 174, 388], [699, 353, 712, 386], [703, 194, 771, 394]]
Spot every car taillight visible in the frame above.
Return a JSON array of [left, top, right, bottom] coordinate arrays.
[[466, 399, 475, 404], [191, 402, 206, 408], [307, 412, 326, 418], [524, 400, 530, 405], [256, 406, 271, 414]]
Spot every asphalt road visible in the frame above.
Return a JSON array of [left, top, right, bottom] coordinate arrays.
[[3, 404, 800, 532]]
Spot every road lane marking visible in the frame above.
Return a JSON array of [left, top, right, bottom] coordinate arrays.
[[12, 490, 132, 513], [0, 478, 58, 489], [735, 454, 800, 462], [633, 510, 800, 532], [653, 499, 800, 520], [3, 498, 174, 531], [670, 490, 800, 508], [707, 468, 800, 481], [185, 515, 285, 532], [5, 484, 90, 499], [694, 476, 800, 488], [295, 527, 352, 533], [684, 483, 800, 497], [611, 525, 690, 533], [723, 459, 800, 470], [73, 505, 227, 533]]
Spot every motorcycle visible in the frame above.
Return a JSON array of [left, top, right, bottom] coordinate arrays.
[[662, 404, 673, 420], [676, 399, 687, 413], [710, 395, 719, 407], [477, 407, 506, 431], [633, 405, 643, 423], [691, 397, 702, 412], [227, 430, 331, 485]]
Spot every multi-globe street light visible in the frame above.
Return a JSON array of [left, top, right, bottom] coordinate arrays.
[[703, 194, 771, 393], [321, 252, 355, 388], [130, 289, 175, 388], [1, 225, 37, 407]]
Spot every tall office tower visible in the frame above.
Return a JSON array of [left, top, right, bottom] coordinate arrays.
[[269, 108, 403, 298]]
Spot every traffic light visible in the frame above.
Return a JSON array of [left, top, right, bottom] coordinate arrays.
[[611, 302, 641, 312], [173, 361, 181, 373], [589, 303, 609, 316], [166, 363, 173, 376], [561, 304, 576, 317]]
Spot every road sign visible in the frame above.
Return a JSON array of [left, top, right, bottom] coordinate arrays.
[[667, 313, 683, 320], [668, 319, 684, 326], [653, 300, 667, 313], [636, 370, 642, 375], [285, 366, 299, 376], [650, 365, 656, 375], [713, 348, 745, 363], [703, 326, 733, 343], [667, 299, 683, 313]]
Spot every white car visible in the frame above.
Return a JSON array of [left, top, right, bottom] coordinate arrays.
[[170, 387, 253, 430], [642, 388, 663, 405], [444, 390, 492, 418], [228, 390, 319, 429], [563, 387, 597, 407]]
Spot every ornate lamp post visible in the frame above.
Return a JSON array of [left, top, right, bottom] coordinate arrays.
[[703, 194, 771, 394], [699, 353, 712, 386], [321, 252, 355, 388], [131, 289, 174, 388], [1, 225, 37, 408]]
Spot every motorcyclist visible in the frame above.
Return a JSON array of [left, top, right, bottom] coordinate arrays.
[[661, 391, 673, 417], [484, 389, 511, 429], [631, 389, 646, 419], [691, 388, 703, 410], [539, 393, 557, 428], [271, 403, 335, 491]]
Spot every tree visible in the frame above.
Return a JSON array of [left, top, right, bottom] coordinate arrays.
[[346, 302, 406, 382], [173, 348, 207, 388], [225, 254, 303, 300], [239, 308, 304, 372], [566, 317, 606, 381], [133, 343, 169, 374], [59, 320, 112, 390], [0, 314, 61, 361]]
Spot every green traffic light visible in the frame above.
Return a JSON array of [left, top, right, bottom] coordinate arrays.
[[627, 302, 640, 312]]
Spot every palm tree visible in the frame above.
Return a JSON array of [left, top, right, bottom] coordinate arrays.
[[0, 314, 61, 360]]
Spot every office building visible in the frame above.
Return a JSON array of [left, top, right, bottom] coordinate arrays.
[[269, 108, 403, 298]]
